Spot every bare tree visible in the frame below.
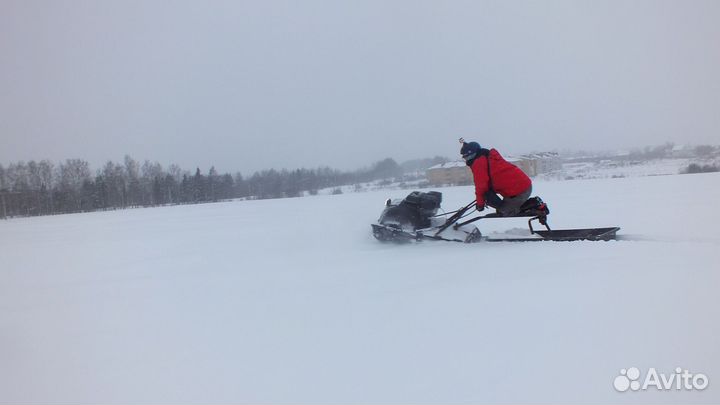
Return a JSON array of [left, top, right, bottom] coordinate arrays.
[[38, 160, 55, 213], [57, 159, 91, 212]]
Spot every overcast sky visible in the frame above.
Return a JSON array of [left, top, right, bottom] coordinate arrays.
[[1, 0, 719, 173]]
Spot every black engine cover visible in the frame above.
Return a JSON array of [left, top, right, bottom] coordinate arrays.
[[378, 191, 442, 230]]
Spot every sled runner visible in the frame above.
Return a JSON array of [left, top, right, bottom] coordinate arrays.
[[371, 191, 620, 243]]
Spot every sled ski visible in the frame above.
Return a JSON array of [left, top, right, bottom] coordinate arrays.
[[485, 227, 620, 242]]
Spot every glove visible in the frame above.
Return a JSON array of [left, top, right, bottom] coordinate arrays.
[[476, 203, 485, 212]]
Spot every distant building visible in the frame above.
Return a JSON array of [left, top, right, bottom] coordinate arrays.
[[426, 161, 472, 185], [527, 152, 562, 175], [506, 152, 562, 177]]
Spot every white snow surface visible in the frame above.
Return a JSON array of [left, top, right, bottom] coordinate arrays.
[[1, 173, 719, 404]]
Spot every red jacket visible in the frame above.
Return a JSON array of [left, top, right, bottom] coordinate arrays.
[[470, 149, 532, 206]]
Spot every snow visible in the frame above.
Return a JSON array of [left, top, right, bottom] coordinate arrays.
[[1, 173, 719, 403], [540, 157, 716, 180]]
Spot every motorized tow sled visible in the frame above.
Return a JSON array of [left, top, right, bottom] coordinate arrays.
[[371, 191, 620, 243]]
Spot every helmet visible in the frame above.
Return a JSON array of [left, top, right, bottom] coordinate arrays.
[[460, 141, 482, 163]]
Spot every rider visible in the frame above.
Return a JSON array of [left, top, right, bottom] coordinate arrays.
[[460, 138, 532, 216]]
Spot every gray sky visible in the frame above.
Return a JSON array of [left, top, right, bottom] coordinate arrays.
[[1, 0, 719, 173]]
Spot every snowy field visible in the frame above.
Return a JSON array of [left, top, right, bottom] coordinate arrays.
[[557, 158, 693, 179], [539, 157, 718, 181], [1, 173, 719, 404]]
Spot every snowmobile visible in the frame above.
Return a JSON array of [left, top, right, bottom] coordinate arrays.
[[371, 190, 620, 243]]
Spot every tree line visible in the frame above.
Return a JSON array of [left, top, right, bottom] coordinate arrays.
[[0, 156, 447, 218], [681, 163, 719, 174]]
